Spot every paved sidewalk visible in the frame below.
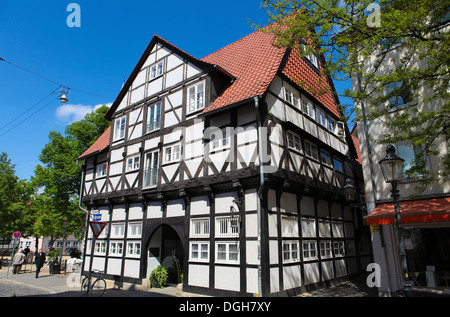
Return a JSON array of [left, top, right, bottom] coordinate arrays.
[[0, 267, 178, 297]]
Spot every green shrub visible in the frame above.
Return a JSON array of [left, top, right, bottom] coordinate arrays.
[[149, 265, 168, 288]]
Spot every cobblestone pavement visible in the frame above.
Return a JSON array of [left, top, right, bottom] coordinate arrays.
[[297, 279, 379, 297], [0, 279, 51, 297]]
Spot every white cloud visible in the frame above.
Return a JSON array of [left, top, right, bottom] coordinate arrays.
[[55, 103, 112, 123]]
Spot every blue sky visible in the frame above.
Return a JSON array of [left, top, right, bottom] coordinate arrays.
[[0, 0, 352, 181]]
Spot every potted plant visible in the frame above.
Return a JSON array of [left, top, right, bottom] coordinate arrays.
[[47, 248, 61, 274], [149, 265, 168, 288]]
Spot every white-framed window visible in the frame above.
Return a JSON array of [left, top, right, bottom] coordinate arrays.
[[111, 223, 124, 237], [57, 241, 63, 248], [128, 222, 142, 237], [333, 157, 343, 172], [113, 116, 126, 141], [147, 102, 161, 133], [284, 85, 300, 108], [282, 241, 300, 263], [304, 141, 319, 160], [211, 127, 231, 151], [188, 81, 205, 113], [143, 151, 159, 187], [215, 216, 239, 238], [320, 240, 332, 258], [164, 143, 181, 163], [333, 241, 345, 257], [96, 162, 108, 177], [287, 131, 301, 152], [302, 98, 315, 119], [301, 44, 319, 69], [327, 117, 335, 133], [316, 107, 327, 128], [110, 241, 123, 256], [281, 216, 299, 238], [150, 60, 164, 80], [126, 155, 140, 172], [187, 82, 205, 113], [215, 242, 239, 263], [190, 218, 210, 238], [95, 241, 106, 255], [320, 150, 332, 166], [190, 242, 209, 262], [302, 241, 318, 261], [127, 241, 141, 257]]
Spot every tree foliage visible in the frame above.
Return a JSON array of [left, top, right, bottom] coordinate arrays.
[[260, 0, 449, 189], [32, 105, 110, 240], [0, 153, 36, 236]]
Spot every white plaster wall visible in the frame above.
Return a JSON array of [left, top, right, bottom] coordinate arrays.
[[106, 258, 122, 276], [166, 199, 185, 217], [215, 266, 240, 292], [188, 264, 209, 288], [190, 195, 210, 215], [124, 259, 140, 278], [283, 265, 302, 290]]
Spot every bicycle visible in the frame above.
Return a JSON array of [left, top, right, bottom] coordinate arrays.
[[81, 269, 106, 297]]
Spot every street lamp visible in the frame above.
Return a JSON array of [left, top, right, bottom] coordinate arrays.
[[379, 144, 412, 296], [343, 178, 356, 202]]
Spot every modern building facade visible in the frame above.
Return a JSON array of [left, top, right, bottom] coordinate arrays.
[[78, 27, 371, 296], [354, 42, 450, 295]]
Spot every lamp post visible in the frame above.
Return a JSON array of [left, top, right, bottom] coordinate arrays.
[[379, 144, 412, 296]]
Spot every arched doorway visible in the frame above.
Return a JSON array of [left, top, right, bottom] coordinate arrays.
[[147, 224, 184, 283]]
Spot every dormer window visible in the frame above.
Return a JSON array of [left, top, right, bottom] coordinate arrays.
[[300, 44, 319, 69]]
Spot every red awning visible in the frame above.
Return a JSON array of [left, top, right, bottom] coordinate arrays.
[[365, 197, 450, 225]]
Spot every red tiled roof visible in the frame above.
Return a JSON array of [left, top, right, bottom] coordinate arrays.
[[83, 26, 343, 160], [201, 30, 286, 112], [77, 126, 111, 160], [281, 46, 340, 118], [201, 28, 340, 118], [366, 197, 450, 225]]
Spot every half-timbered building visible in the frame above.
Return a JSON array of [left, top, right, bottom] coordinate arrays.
[[77, 28, 371, 296]]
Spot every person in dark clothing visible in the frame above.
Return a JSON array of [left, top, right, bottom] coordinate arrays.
[[35, 249, 46, 278]]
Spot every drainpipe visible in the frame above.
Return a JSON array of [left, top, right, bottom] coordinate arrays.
[[254, 96, 264, 297]]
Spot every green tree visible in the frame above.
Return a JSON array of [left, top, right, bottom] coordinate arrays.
[[260, 0, 449, 190], [32, 105, 110, 241], [0, 153, 36, 236]]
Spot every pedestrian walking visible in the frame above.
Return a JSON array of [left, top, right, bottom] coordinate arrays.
[[35, 249, 46, 278], [12, 249, 26, 274]]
